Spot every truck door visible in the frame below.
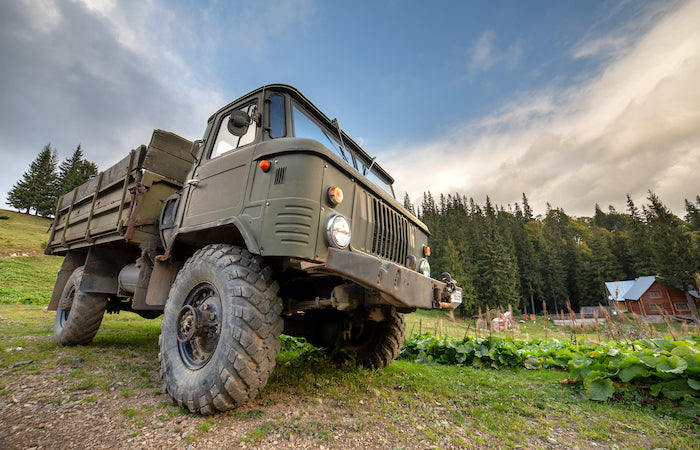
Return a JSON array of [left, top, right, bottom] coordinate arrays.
[[181, 102, 259, 227]]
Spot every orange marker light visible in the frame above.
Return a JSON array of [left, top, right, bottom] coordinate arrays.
[[328, 186, 343, 206], [423, 245, 431, 257], [259, 160, 271, 172]]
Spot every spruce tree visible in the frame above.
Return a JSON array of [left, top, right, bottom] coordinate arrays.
[[522, 193, 534, 222], [685, 196, 700, 231], [6, 178, 32, 213], [626, 195, 653, 276], [645, 192, 697, 291], [57, 145, 98, 195], [6, 143, 59, 216], [579, 227, 617, 305]]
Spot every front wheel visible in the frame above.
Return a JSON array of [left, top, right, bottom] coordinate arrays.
[[343, 313, 406, 369], [53, 266, 108, 345], [159, 244, 283, 415]]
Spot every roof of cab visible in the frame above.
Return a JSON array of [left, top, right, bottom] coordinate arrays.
[[209, 84, 393, 183]]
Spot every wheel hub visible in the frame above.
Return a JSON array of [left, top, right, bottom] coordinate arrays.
[[176, 283, 222, 369]]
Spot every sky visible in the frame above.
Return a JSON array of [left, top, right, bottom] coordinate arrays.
[[1, 0, 698, 218]]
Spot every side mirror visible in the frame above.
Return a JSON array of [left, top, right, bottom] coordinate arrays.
[[227, 110, 250, 136]]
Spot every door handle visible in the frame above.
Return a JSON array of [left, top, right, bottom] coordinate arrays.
[[186, 179, 200, 187]]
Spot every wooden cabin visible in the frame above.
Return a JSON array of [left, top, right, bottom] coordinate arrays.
[[605, 276, 699, 321]]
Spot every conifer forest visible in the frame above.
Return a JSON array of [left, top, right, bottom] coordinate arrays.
[[407, 192, 700, 316]]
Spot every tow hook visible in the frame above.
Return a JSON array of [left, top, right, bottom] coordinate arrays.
[[441, 273, 457, 300], [433, 272, 458, 309]]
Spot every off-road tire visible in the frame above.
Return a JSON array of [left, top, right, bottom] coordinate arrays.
[[345, 313, 405, 369], [53, 266, 108, 345], [159, 244, 283, 415]]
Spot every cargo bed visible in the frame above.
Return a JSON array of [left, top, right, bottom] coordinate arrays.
[[46, 130, 195, 255]]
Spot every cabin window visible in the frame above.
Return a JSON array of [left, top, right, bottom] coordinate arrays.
[[211, 102, 258, 158], [675, 303, 689, 310], [269, 94, 285, 138], [649, 290, 661, 298], [649, 304, 661, 311]]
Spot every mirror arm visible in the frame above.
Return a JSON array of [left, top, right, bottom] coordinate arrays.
[[189, 139, 204, 159]]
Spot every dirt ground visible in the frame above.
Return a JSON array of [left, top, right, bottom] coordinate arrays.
[[0, 363, 486, 449]]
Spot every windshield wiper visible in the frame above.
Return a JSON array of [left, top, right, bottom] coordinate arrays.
[[331, 118, 356, 169], [364, 156, 377, 176]]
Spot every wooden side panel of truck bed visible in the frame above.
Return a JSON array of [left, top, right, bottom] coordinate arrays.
[[45, 130, 195, 255]]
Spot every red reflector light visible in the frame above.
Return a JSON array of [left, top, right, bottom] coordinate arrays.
[[423, 245, 431, 257], [259, 160, 271, 172]]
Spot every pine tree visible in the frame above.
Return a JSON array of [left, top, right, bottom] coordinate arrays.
[[512, 215, 543, 314], [6, 143, 59, 216], [442, 237, 477, 315], [522, 193, 534, 222], [57, 145, 98, 195], [579, 227, 617, 305], [6, 178, 32, 213], [645, 192, 697, 291], [685, 196, 700, 231], [475, 198, 520, 308], [626, 195, 653, 276], [402, 192, 415, 216]]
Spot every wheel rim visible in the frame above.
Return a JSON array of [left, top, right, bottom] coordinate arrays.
[[344, 321, 379, 350], [176, 282, 222, 370]]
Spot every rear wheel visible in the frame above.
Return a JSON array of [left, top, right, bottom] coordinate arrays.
[[53, 266, 108, 345], [159, 244, 283, 415], [343, 313, 405, 368]]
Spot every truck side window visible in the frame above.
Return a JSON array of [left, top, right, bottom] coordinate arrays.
[[211, 103, 258, 158], [269, 94, 285, 138]]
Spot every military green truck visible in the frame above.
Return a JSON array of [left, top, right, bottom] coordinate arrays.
[[45, 84, 462, 414]]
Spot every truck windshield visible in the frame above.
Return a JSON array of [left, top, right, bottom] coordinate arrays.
[[292, 104, 351, 164], [291, 104, 394, 196]]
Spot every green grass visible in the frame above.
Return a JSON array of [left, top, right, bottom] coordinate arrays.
[[406, 309, 583, 342], [0, 305, 697, 448], [406, 308, 693, 344], [0, 255, 64, 304], [0, 208, 64, 305], [0, 209, 54, 254], [1, 210, 697, 447]]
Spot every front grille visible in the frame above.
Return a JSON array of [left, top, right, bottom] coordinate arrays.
[[370, 197, 409, 265]]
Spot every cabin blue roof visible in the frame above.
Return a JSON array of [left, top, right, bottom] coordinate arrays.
[[623, 276, 657, 301], [605, 280, 635, 301], [606, 276, 699, 301]]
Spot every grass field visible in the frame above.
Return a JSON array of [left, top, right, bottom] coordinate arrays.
[[0, 208, 698, 447], [0, 209, 54, 254], [0, 305, 697, 448], [0, 255, 63, 304]]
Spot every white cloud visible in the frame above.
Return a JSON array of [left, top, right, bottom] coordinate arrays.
[[0, 0, 315, 206], [468, 30, 524, 75], [469, 31, 498, 73], [392, 1, 700, 217]]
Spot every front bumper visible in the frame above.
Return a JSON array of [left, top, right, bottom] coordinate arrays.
[[325, 248, 463, 310]]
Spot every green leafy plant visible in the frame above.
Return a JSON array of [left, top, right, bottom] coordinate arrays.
[[400, 333, 700, 406]]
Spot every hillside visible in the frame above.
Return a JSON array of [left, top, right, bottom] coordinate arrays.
[[0, 209, 62, 305], [0, 208, 54, 255]]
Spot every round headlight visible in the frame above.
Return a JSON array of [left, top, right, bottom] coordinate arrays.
[[326, 214, 351, 249], [418, 259, 431, 277]]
